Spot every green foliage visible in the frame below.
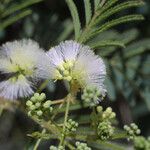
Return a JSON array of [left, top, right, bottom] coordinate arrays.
[[0, 0, 43, 31], [134, 136, 150, 150], [64, 0, 149, 117], [84, 0, 92, 25], [65, 0, 81, 40], [65, 0, 144, 43]]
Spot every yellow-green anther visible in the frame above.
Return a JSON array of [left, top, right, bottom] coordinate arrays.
[[58, 65, 65, 71], [63, 70, 69, 76], [18, 74, 25, 80], [68, 61, 74, 68], [64, 76, 72, 81]]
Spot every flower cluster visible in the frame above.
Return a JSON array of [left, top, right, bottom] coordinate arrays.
[[65, 119, 78, 135], [49, 146, 65, 150], [81, 85, 103, 106], [0, 40, 52, 100], [26, 93, 53, 118], [46, 41, 106, 93], [97, 120, 114, 140], [0, 40, 106, 101], [124, 123, 141, 140], [134, 136, 150, 150], [101, 107, 116, 120], [75, 142, 91, 150], [95, 106, 116, 140]]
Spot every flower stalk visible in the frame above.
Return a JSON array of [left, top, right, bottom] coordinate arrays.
[[59, 94, 71, 146]]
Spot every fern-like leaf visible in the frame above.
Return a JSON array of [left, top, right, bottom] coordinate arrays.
[[90, 40, 125, 49], [94, 0, 145, 26], [66, 0, 81, 40], [0, 10, 32, 31], [89, 14, 144, 41], [94, 0, 100, 11], [1, 0, 43, 18], [97, 0, 118, 14], [84, 0, 92, 25]]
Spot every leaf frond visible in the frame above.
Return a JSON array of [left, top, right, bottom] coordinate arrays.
[[84, 0, 92, 25], [66, 0, 81, 40]]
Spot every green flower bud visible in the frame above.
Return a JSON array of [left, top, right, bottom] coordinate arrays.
[[30, 105, 36, 111], [136, 129, 141, 135], [38, 93, 46, 101], [30, 96, 36, 102], [49, 107, 53, 112], [124, 123, 141, 140], [49, 145, 65, 150], [82, 86, 102, 106], [102, 107, 116, 120], [34, 93, 40, 99], [36, 110, 43, 116], [65, 119, 78, 134], [35, 102, 41, 108], [124, 125, 130, 131], [43, 100, 52, 108], [131, 123, 138, 130], [97, 121, 114, 140], [28, 111, 32, 116], [110, 112, 116, 118], [26, 100, 33, 107], [106, 107, 112, 113], [96, 106, 103, 113], [75, 142, 91, 150], [134, 136, 147, 150]]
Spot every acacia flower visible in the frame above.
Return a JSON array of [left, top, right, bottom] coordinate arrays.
[[0, 39, 49, 100], [46, 40, 106, 95]]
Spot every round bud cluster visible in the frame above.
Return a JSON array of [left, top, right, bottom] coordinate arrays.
[[65, 119, 78, 135], [97, 121, 114, 140], [134, 136, 150, 150], [96, 106, 103, 113], [26, 93, 53, 118], [49, 145, 65, 150], [75, 142, 91, 150], [55, 60, 74, 82], [81, 86, 102, 106], [124, 123, 141, 140], [102, 107, 116, 120]]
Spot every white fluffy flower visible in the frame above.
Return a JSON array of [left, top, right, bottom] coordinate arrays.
[[46, 40, 106, 95], [0, 39, 49, 100]]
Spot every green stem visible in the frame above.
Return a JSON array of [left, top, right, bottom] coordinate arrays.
[[37, 79, 49, 93], [59, 95, 71, 146], [65, 141, 75, 150], [33, 129, 46, 150]]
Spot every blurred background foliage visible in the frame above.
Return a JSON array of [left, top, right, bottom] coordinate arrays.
[[0, 0, 150, 149]]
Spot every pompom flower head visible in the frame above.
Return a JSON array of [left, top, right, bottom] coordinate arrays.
[[0, 39, 49, 100], [46, 40, 106, 96]]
